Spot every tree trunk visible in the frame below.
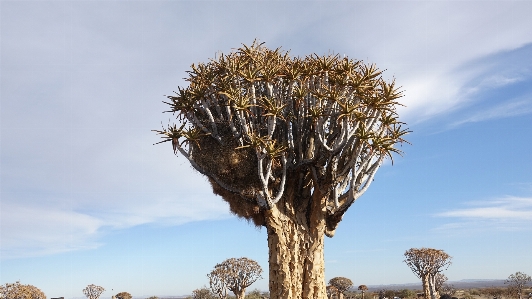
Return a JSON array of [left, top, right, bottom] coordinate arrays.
[[265, 191, 327, 299], [428, 274, 439, 299], [422, 275, 431, 299], [234, 289, 245, 299]]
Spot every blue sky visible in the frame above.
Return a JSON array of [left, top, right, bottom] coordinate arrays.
[[1, 0, 531, 298]]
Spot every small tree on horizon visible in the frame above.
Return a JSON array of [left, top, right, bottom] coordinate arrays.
[[435, 274, 448, 294], [404, 248, 452, 299], [358, 285, 369, 299], [192, 287, 216, 299], [505, 272, 531, 299], [329, 277, 353, 299], [207, 257, 263, 299], [83, 284, 105, 299], [440, 284, 456, 297], [327, 285, 339, 299], [155, 40, 409, 299], [116, 292, 132, 299]]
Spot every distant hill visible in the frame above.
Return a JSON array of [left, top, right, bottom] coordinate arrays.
[[365, 279, 507, 291]]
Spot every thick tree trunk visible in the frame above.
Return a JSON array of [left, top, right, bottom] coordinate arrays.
[[265, 191, 327, 299], [234, 289, 245, 299], [422, 275, 431, 299], [428, 274, 439, 299]]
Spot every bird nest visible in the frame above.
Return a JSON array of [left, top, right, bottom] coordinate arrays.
[[190, 121, 268, 226]]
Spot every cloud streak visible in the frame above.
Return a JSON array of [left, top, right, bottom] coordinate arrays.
[[450, 97, 532, 127], [434, 196, 532, 232]]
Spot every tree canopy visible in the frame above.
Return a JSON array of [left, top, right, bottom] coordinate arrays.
[[155, 40, 408, 235], [208, 257, 263, 299], [505, 272, 531, 299], [83, 284, 105, 299], [329, 277, 353, 294], [116, 292, 132, 299], [0, 281, 46, 299]]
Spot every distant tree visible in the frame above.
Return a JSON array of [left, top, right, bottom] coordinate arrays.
[[358, 285, 369, 299], [147, 296, 159, 299], [327, 285, 339, 299], [83, 284, 105, 299], [384, 290, 395, 299], [404, 248, 452, 299], [208, 265, 229, 299], [399, 289, 416, 299], [208, 257, 263, 299], [246, 289, 268, 299], [329, 277, 354, 299], [0, 281, 46, 299], [505, 272, 531, 299], [193, 288, 216, 299], [483, 287, 504, 299], [115, 292, 132, 299], [155, 40, 409, 299], [435, 274, 448, 293], [440, 284, 456, 297]]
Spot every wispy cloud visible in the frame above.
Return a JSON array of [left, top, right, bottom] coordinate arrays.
[[434, 196, 532, 232], [0, 202, 103, 258], [0, 193, 232, 259], [450, 97, 532, 127]]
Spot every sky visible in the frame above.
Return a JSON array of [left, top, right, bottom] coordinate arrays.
[[1, 0, 532, 298]]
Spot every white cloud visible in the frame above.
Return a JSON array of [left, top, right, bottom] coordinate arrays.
[[0, 190, 232, 259], [449, 97, 532, 127], [0, 202, 103, 258], [434, 196, 532, 232]]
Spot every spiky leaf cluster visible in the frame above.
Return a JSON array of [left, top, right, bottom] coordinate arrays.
[[155, 41, 409, 232]]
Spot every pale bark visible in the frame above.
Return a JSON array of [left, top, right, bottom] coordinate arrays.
[[422, 275, 431, 299], [234, 289, 245, 299], [422, 274, 438, 299], [265, 191, 327, 299]]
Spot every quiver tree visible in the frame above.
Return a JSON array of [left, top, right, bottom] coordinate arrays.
[[192, 288, 215, 299], [0, 281, 46, 299], [505, 272, 531, 299], [434, 274, 447, 294], [358, 285, 369, 299], [326, 285, 339, 299], [329, 277, 353, 299], [155, 41, 409, 299], [404, 248, 452, 299], [115, 292, 132, 299], [440, 284, 456, 297], [208, 265, 229, 299], [83, 285, 105, 299], [207, 257, 263, 299]]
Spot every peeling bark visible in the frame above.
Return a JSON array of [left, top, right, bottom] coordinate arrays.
[[265, 191, 327, 299]]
